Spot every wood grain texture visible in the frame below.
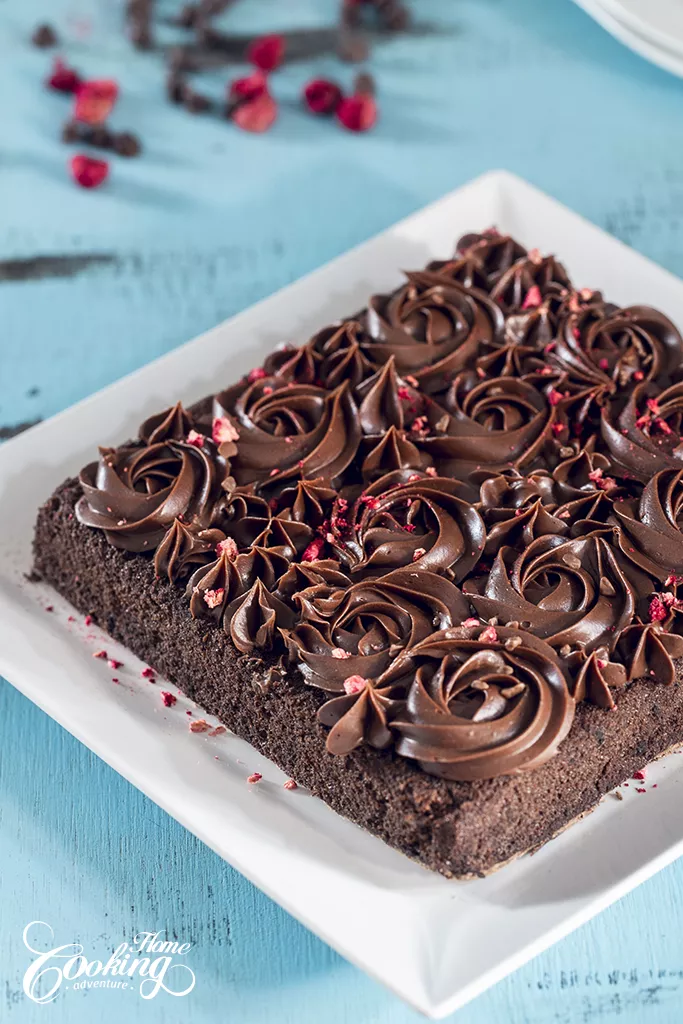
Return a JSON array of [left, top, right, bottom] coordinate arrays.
[[3, 0, 683, 1021]]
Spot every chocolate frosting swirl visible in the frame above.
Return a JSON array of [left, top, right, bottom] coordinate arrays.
[[214, 378, 360, 490], [154, 519, 225, 582], [344, 477, 485, 580], [602, 383, 683, 483], [76, 407, 227, 553], [612, 469, 683, 582], [363, 272, 503, 393], [464, 534, 635, 653], [555, 305, 683, 391], [617, 622, 683, 686], [386, 625, 574, 781], [420, 374, 557, 480], [284, 567, 470, 690]]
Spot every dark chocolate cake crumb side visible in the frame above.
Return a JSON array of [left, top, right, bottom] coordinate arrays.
[[33, 479, 683, 878]]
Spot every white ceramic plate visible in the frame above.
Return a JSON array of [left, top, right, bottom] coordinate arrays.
[[4, 171, 683, 1018], [574, 0, 683, 78]]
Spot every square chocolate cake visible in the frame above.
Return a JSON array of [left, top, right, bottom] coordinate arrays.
[[33, 230, 683, 877]]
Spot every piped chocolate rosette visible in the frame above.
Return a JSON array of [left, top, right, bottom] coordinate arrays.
[[74, 230, 683, 783], [76, 403, 228, 552], [383, 625, 574, 781]]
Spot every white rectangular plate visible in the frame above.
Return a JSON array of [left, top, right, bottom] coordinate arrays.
[[4, 171, 683, 1018]]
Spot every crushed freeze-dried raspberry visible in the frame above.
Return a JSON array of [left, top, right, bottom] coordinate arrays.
[[412, 547, 426, 561], [247, 772, 263, 783], [283, 779, 298, 790], [551, 422, 564, 436], [216, 537, 238, 560], [47, 57, 81, 93], [303, 78, 343, 115], [547, 388, 563, 407], [480, 625, 498, 643], [336, 93, 377, 132], [92, 649, 107, 659], [203, 588, 225, 609], [84, 615, 93, 626], [331, 647, 352, 659], [248, 34, 285, 71], [521, 285, 542, 310], [302, 537, 326, 562], [633, 768, 646, 780], [209, 725, 227, 736], [141, 667, 155, 679], [649, 596, 668, 623], [190, 718, 210, 732], [108, 658, 123, 670], [70, 154, 109, 189], [185, 429, 205, 447], [232, 92, 278, 133], [212, 416, 239, 444], [248, 366, 267, 382], [462, 617, 480, 628], [425, 466, 437, 477], [74, 79, 119, 124], [161, 691, 177, 707], [343, 675, 368, 695]]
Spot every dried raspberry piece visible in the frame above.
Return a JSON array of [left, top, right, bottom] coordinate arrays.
[[185, 429, 205, 447], [302, 536, 326, 562], [303, 78, 343, 115], [208, 725, 227, 737], [480, 625, 499, 643], [92, 649, 107, 659], [232, 92, 278, 133], [283, 779, 298, 790], [74, 79, 119, 125], [649, 596, 668, 623], [336, 93, 377, 132], [70, 154, 109, 189], [212, 416, 239, 444], [547, 388, 563, 407], [331, 647, 352, 660], [248, 34, 285, 72], [247, 366, 267, 382], [521, 285, 542, 310], [229, 71, 269, 105], [141, 667, 155, 679], [108, 658, 123, 670], [216, 537, 238, 560], [190, 718, 210, 733], [633, 768, 646, 780], [247, 772, 263, 783], [203, 588, 225, 609], [461, 617, 480, 628], [343, 675, 368, 695], [47, 58, 81, 93], [161, 691, 177, 708]]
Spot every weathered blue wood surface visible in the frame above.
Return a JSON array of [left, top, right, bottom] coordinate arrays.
[[4, 0, 683, 1020]]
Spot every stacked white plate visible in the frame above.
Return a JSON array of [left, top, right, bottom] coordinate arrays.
[[574, 0, 683, 78]]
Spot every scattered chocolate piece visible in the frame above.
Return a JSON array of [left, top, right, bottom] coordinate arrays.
[[32, 24, 58, 48], [113, 131, 142, 157], [126, 0, 155, 50], [183, 88, 212, 114], [354, 71, 375, 96], [338, 26, 370, 63]]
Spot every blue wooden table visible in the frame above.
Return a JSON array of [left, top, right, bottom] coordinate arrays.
[[4, 1, 683, 1021]]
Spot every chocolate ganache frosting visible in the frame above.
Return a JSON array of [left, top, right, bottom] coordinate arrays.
[[74, 230, 683, 782]]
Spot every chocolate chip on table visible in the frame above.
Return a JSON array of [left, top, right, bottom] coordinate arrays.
[[338, 27, 370, 63], [31, 23, 58, 48], [354, 72, 376, 96], [113, 131, 142, 157], [183, 89, 212, 114]]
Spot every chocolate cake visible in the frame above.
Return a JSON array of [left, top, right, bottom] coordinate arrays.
[[33, 230, 683, 877]]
